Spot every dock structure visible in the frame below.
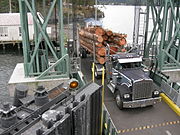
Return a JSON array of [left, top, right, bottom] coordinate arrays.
[[0, 82, 102, 135], [0, 0, 179, 135], [0, 13, 34, 47], [0, 12, 55, 50], [8, 63, 69, 96], [8, 0, 84, 96]]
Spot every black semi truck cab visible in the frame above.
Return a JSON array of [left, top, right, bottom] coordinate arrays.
[[107, 53, 161, 109]]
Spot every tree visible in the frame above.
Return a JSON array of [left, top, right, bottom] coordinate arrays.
[[0, 0, 19, 13]]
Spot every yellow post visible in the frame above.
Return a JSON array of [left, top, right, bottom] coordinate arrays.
[[160, 93, 180, 116], [100, 66, 105, 135], [92, 63, 95, 82], [102, 66, 105, 105]]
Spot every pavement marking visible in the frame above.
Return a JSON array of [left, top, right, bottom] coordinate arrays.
[[151, 125, 154, 128], [166, 130, 172, 135], [117, 120, 180, 134], [146, 125, 150, 129]]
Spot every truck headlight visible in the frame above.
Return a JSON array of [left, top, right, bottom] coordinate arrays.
[[154, 90, 159, 95], [124, 94, 130, 99]]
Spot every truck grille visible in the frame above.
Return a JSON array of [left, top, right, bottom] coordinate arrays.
[[133, 80, 153, 100]]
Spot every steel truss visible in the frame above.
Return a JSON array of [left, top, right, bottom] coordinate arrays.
[[98, 0, 179, 71], [144, 0, 180, 71], [18, 0, 69, 79]]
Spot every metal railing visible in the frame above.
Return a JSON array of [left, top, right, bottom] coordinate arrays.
[[103, 105, 118, 135], [161, 80, 180, 107], [150, 71, 180, 107]]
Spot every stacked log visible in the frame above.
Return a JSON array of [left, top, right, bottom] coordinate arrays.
[[79, 27, 127, 64]]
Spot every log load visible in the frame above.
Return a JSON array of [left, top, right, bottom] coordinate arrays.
[[79, 27, 127, 64], [79, 30, 104, 42]]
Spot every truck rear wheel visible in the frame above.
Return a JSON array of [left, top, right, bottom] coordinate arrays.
[[95, 69, 101, 79], [115, 91, 123, 110], [80, 48, 87, 58]]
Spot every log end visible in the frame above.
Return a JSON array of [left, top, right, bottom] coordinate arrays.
[[97, 57, 105, 65]]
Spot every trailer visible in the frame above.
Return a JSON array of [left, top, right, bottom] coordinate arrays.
[[79, 26, 127, 78]]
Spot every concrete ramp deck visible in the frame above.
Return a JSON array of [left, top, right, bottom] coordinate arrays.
[[104, 86, 180, 135], [8, 63, 69, 96]]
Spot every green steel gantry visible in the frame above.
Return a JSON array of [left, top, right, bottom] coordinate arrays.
[[18, 0, 69, 79], [18, 0, 179, 80], [98, 0, 179, 71], [143, 0, 180, 71]]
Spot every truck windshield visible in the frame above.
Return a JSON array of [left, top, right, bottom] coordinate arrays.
[[131, 62, 141, 68], [115, 62, 141, 70]]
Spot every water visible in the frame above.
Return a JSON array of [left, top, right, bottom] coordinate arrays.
[[0, 48, 23, 105]]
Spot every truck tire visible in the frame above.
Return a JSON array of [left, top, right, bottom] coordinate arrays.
[[115, 91, 123, 110], [81, 49, 87, 58], [95, 67, 101, 79]]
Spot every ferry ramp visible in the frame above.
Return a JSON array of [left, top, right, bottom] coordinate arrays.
[[81, 57, 180, 135]]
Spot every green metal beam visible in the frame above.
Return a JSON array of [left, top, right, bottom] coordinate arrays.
[[57, 0, 66, 57], [18, 0, 70, 79], [163, 50, 180, 67], [19, 0, 30, 76], [144, 6, 163, 58], [27, 0, 57, 71], [32, 0, 40, 73], [165, 24, 180, 52], [176, 3, 180, 62], [143, 0, 180, 71], [169, 0, 179, 28], [143, 3, 150, 58], [37, 54, 69, 79], [24, 0, 58, 60], [151, 5, 155, 26]]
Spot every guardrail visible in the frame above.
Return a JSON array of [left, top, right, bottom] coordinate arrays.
[[150, 71, 180, 106], [103, 105, 118, 135], [161, 80, 180, 107], [150, 71, 180, 116]]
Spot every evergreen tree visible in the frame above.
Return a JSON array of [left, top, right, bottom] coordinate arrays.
[[0, 0, 19, 13]]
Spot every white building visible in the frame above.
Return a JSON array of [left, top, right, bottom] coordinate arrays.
[[0, 12, 51, 43], [84, 18, 102, 27]]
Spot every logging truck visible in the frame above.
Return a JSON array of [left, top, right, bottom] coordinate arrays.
[[78, 27, 161, 109], [106, 52, 161, 109]]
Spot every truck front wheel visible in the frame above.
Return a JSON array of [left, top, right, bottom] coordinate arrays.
[[115, 91, 123, 110]]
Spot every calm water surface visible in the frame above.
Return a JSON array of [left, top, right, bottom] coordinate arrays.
[[0, 48, 23, 105]]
